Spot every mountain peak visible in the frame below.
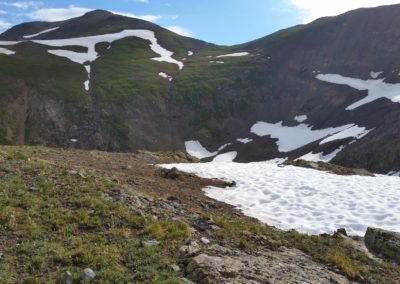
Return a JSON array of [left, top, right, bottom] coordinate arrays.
[[81, 9, 114, 18]]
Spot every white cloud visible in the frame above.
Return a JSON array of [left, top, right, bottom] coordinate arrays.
[[0, 1, 43, 9], [28, 5, 92, 21], [165, 25, 193, 37], [136, 0, 149, 3], [0, 9, 7, 14], [288, 0, 400, 23], [0, 18, 11, 29]]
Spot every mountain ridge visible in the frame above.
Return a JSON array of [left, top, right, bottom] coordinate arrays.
[[1, 5, 400, 173]]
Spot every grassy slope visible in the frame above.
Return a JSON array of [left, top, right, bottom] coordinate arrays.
[[0, 146, 399, 283], [92, 39, 178, 104], [0, 147, 190, 283], [0, 44, 88, 104]]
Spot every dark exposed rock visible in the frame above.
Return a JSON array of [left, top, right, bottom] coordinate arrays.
[[284, 159, 374, 176], [334, 228, 348, 237], [365, 227, 400, 262], [161, 167, 180, 179], [222, 180, 237, 187]]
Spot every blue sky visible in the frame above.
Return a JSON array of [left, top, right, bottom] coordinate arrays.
[[0, 0, 399, 45]]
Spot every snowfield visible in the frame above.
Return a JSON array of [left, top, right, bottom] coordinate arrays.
[[33, 30, 184, 70], [316, 73, 400, 110], [250, 121, 363, 152], [160, 161, 400, 236]]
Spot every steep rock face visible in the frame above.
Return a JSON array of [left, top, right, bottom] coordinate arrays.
[[1, 6, 400, 172]]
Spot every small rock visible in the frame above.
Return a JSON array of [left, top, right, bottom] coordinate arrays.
[[142, 240, 160, 247], [209, 225, 221, 231], [169, 264, 181, 272], [201, 237, 210, 245], [365, 227, 400, 262], [80, 268, 96, 282], [334, 228, 348, 237], [190, 227, 198, 235], [223, 180, 237, 187], [179, 241, 200, 258], [59, 271, 73, 284]]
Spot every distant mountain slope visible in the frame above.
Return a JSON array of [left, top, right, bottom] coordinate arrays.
[[1, 5, 400, 173]]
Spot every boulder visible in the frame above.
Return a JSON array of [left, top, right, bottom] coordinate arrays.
[[59, 271, 73, 284], [186, 254, 243, 284], [364, 227, 400, 262]]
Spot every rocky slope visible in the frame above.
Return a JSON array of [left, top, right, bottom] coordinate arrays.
[[1, 5, 400, 173], [0, 145, 399, 283]]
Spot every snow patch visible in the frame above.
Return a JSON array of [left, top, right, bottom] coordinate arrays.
[[0, 47, 15, 55], [237, 138, 253, 144], [319, 125, 371, 145], [23, 27, 59, 39], [160, 162, 400, 236], [316, 73, 400, 110], [250, 121, 353, 152], [83, 80, 90, 91], [184, 140, 217, 159], [388, 171, 400, 177], [188, 51, 193, 56], [294, 115, 307, 123], [299, 146, 345, 162], [0, 41, 19, 46], [216, 52, 249, 58], [158, 72, 173, 81], [83, 65, 91, 91], [370, 71, 383, 79], [212, 151, 237, 163], [218, 143, 232, 151]]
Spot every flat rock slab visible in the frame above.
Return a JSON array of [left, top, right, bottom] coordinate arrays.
[[186, 248, 351, 284]]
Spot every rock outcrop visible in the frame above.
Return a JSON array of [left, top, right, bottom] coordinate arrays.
[[365, 227, 400, 262]]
